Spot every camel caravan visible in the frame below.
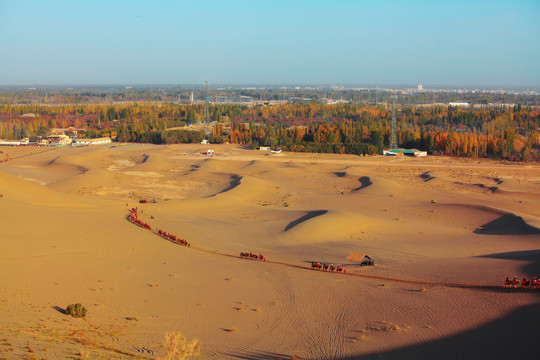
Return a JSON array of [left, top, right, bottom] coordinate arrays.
[[311, 262, 345, 273], [129, 208, 151, 230], [157, 229, 190, 247], [129, 208, 190, 247], [504, 276, 539, 289], [240, 252, 266, 261]]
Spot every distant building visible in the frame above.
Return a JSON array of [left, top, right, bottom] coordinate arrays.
[[449, 102, 469, 107], [51, 127, 85, 136], [418, 84, 423, 91], [383, 148, 427, 157], [0, 139, 28, 146], [74, 137, 112, 146], [47, 134, 72, 146]]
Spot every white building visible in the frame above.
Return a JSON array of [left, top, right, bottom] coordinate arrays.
[[0, 138, 29, 146], [74, 137, 112, 146], [449, 102, 469, 107]]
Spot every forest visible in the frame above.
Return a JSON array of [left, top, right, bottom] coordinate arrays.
[[0, 102, 539, 161]]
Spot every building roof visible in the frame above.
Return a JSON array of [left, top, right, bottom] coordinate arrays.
[[387, 148, 426, 154], [346, 253, 371, 261]]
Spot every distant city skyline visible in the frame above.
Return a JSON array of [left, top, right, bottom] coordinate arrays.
[[0, 0, 539, 87]]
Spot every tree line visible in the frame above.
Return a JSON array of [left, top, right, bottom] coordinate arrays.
[[0, 103, 539, 161]]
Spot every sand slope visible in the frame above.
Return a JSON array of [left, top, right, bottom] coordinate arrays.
[[1, 144, 539, 360]]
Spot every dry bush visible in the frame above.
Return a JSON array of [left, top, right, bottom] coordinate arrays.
[[161, 331, 200, 360], [66, 303, 87, 318]]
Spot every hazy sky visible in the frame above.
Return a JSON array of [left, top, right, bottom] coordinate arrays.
[[0, 0, 539, 87]]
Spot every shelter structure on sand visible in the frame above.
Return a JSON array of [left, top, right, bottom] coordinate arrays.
[[346, 253, 374, 266]]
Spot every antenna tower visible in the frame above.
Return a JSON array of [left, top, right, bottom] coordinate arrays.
[[390, 94, 398, 149], [204, 80, 209, 124]]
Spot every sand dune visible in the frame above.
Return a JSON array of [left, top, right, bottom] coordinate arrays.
[[281, 210, 384, 244], [0, 171, 94, 207], [1, 144, 539, 360]]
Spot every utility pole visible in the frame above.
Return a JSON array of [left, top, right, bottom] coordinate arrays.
[[204, 80, 209, 124]]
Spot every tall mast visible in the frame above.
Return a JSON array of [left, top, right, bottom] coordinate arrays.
[[390, 94, 398, 149]]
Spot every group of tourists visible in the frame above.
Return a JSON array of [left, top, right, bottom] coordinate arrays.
[[504, 276, 538, 288], [240, 252, 266, 261], [311, 262, 345, 273]]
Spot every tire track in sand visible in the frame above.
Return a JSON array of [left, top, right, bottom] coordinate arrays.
[[225, 268, 297, 357]]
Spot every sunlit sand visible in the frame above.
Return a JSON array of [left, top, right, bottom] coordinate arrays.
[[1, 144, 539, 359]]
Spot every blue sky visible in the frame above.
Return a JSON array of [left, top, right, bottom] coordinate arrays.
[[0, 0, 538, 87]]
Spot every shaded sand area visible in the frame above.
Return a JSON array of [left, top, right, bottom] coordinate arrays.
[[1, 144, 539, 360]]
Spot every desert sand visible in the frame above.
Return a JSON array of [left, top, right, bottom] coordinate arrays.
[[1, 144, 539, 360]]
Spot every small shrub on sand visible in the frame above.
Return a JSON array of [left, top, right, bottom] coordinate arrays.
[[66, 304, 87, 318], [161, 331, 200, 360]]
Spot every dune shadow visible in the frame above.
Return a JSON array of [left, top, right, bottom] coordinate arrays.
[[285, 210, 328, 231], [352, 176, 372, 191], [206, 175, 242, 197], [52, 305, 67, 315], [332, 303, 540, 360], [420, 171, 435, 182], [474, 214, 540, 235], [218, 175, 242, 194], [474, 183, 498, 193], [47, 155, 62, 166], [333, 172, 373, 191], [479, 249, 540, 278]]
